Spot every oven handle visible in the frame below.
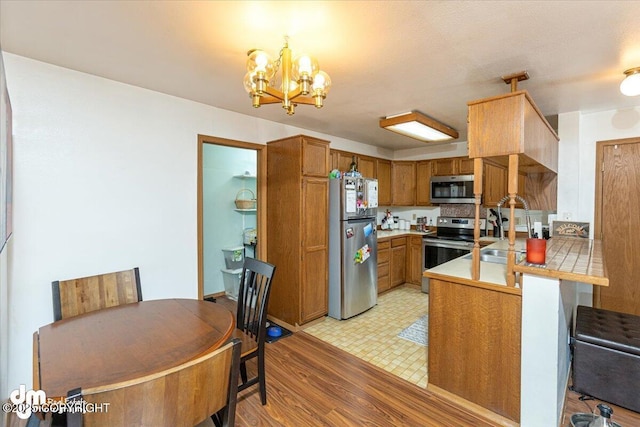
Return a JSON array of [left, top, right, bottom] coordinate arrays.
[[422, 238, 474, 250]]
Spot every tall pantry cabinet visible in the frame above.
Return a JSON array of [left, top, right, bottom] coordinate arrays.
[[266, 135, 330, 326]]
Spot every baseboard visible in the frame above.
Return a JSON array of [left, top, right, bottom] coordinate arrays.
[[426, 383, 519, 427], [266, 315, 300, 333]]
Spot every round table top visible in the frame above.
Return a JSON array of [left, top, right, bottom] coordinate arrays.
[[35, 299, 235, 398]]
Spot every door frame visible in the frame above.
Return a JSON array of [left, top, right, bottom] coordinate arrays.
[[197, 134, 267, 300], [593, 136, 640, 307]]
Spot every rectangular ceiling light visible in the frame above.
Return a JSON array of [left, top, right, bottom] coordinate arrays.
[[379, 111, 458, 142]]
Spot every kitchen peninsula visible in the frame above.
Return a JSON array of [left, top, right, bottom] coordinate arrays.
[[423, 74, 568, 425], [424, 237, 608, 426]]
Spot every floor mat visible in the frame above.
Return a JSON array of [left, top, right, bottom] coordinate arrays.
[[397, 315, 428, 346]]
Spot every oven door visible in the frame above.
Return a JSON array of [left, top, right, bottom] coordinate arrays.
[[422, 238, 473, 293]]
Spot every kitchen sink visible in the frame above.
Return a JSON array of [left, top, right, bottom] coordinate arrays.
[[482, 249, 508, 257], [462, 249, 526, 264]]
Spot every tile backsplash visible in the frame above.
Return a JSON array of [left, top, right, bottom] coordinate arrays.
[[440, 204, 486, 218]]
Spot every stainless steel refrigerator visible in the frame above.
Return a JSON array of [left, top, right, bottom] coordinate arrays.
[[328, 176, 378, 319]]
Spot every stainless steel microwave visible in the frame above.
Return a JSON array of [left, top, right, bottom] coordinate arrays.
[[430, 175, 475, 204]]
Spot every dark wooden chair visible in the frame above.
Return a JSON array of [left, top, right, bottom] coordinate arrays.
[[66, 338, 241, 427], [51, 267, 142, 321], [233, 257, 276, 405]]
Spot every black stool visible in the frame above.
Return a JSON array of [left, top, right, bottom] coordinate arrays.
[[572, 305, 640, 412]]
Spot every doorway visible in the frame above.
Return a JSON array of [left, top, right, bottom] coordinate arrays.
[[197, 135, 266, 300], [594, 137, 640, 315]]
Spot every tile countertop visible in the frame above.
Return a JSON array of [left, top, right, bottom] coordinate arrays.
[[513, 237, 608, 286]]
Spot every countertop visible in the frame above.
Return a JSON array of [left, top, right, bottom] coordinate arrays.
[[513, 237, 608, 286], [377, 229, 434, 239], [424, 237, 608, 288], [423, 239, 525, 288], [377, 229, 498, 241]]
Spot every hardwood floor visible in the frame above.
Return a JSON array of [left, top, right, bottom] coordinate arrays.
[[215, 296, 640, 426], [236, 332, 505, 426]]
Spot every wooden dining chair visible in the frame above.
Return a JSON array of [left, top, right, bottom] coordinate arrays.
[[66, 338, 241, 427], [233, 257, 276, 405], [51, 267, 142, 321]]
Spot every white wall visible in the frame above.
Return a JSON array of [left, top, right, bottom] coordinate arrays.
[[558, 107, 640, 231], [2, 53, 407, 393], [557, 107, 640, 306]]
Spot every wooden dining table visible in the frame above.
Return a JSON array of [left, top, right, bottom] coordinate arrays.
[[33, 298, 235, 399]]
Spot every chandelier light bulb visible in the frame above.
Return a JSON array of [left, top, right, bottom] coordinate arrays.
[[246, 49, 275, 78], [620, 67, 640, 97], [292, 54, 319, 81], [312, 71, 332, 94], [243, 71, 257, 94]]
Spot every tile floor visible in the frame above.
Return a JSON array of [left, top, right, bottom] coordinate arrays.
[[303, 285, 429, 388]]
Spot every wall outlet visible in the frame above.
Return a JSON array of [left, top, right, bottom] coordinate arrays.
[[412, 213, 416, 220]]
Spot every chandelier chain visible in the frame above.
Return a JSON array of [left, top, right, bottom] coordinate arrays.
[[269, 47, 285, 87]]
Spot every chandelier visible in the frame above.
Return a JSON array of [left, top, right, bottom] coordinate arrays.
[[243, 37, 331, 115]]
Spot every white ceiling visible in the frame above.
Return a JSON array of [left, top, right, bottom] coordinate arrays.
[[2, 0, 640, 150]]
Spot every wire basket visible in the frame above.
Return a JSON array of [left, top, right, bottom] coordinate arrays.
[[235, 189, 256, 209]]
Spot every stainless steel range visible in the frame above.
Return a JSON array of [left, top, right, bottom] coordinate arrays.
[[422, 216, 487, 293]]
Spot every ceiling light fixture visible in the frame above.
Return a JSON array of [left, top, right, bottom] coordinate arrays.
[[620, 67, 640, 96], [379, 111, 459, 142], [243, 37, 331, 115]]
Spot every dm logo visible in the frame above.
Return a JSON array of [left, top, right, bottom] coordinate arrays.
[[9, 384, 47, 419]]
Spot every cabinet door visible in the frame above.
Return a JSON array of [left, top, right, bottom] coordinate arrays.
[[390, 238, 407, 287], [516, 172, 526, 208], [431, 158, 456, 176], [408, 236, 423, 285], [335, 151, 355, 172], [376, 159, 392, 206], [416, 160, 432, 206], [302, 137, 330, 177], [377, 240, 391, 294], [330, 150, 339, 171], [358, 155, 376, 178], [301, 177, 329, 323], [391, 161, 416, 206], [457, 157, 475, 175], [483, 162, 507, 207]]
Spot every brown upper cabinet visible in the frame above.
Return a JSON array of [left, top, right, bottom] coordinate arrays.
[[416, 160, 432, 206], [468, 90, 559, 210], [376, 159, 392, 206], [329, 148, 487, 207], [330, 150, 376, 178], [431, 156, 474, 176], [468, 91, 559, 174], [391, 161, 416, 206], [482, 161, 526, 207]]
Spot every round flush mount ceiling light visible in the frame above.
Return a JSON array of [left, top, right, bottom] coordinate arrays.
[[620, 67, 640, 96]]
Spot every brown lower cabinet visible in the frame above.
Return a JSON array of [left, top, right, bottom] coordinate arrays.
[[378, 235, 424, 293], [377, 239, 391, 293], [407, 236, 423, 285], [429, 278, 522, 423], [390, 237, 407, 287]]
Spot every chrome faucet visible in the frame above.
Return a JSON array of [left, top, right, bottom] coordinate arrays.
[[496, 195, 532, 240]]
